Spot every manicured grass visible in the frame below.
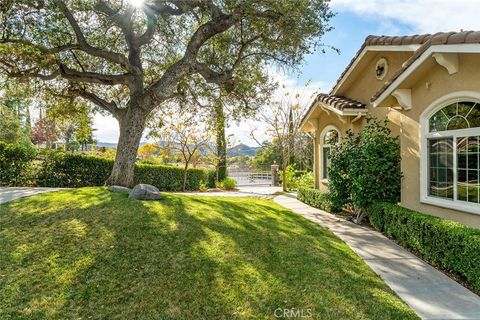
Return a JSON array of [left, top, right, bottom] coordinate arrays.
[[0, 188, 417, 319]]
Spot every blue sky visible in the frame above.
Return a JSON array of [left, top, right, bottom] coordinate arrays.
[[94, 0, 480, 145]]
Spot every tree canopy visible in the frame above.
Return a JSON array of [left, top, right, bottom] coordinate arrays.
[[0, 0, 333, 186]]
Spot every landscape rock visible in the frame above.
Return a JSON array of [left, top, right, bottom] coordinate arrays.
[[129, 184, 164, 200], [109, 185, 131, 193]]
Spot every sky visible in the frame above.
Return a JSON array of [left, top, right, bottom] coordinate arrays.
[[93, 0, 480, 146]]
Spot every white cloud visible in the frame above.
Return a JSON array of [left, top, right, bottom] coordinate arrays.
[[332, 0, 480, 33], [93, 113, 119, 143]]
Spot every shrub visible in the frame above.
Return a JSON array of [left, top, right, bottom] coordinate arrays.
[[329, 117, 402, 212], [368, 202, 480, 292], [280, 165, 314, 191], [294, 172, 314, 189], [297, 187, 338, 212], [36, 151, 215, 191], [219, 177, 237, 190], [0, 142, 37, 186]]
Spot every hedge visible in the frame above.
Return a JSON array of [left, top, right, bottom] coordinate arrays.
[[0, 142, 37, 186], [135, 163, 214, 191], [36, 151, 112, 187], [368, 202, 480, 292], [36, 151, 215, 191], [297, 187, 337, 212]]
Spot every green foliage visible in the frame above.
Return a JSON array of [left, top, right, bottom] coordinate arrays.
[[0, 106, 30, 145], [36, 151, 112, 188], [36, 152, 214, 191], [135, 164, 214, 191], [216, 177, 237, 190], [328, 117, 402, 210], [294, 171, 315, 189], [280, 165, 314, 191], [368, 202, 480, 293], [0, 142, 37, 186], [252, 140, 281, 170], [297, 187, 338, 213]]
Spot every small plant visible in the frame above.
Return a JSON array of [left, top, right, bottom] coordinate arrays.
[[199, 180, 208, 192], [216, 178, 237, 190], [222, 178, 237, 190]]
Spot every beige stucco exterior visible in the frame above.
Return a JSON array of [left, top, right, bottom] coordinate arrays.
[[302, 45, 480, 228]]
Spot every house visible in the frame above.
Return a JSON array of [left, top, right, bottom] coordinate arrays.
[[300, 31, 480, 228]]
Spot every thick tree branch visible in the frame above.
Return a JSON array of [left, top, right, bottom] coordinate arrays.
[[74, 88, 122, 119], [144, 11, 236, 107], [55, 0, 132, 71], [59, 64, 132, 86]]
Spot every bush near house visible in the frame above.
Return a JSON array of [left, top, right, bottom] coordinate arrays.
[[297, 187, 338, 212], [5, 148, 216, 191], [368, 202, 480, 292], [0, 142, 37, 186]]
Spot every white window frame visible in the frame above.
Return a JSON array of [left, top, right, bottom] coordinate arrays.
[[320, 125, 341, 183], [420, 91, 480, 215]]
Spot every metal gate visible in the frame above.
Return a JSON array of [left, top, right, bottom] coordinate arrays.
[[228, 171, 272, 186]]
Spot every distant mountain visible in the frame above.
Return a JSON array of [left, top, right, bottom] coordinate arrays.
[[227, 144, 260, 157], [96, 141, 149, 149], [96, 142, 117, 149]]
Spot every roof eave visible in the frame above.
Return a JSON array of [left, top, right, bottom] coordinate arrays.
[[373, 43, 480, 107]]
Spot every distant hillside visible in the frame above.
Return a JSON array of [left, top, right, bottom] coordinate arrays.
[[227, 144, 259, 157], [96, 142, 117, 149], [96, 141, 149, 149], [96, 142, 260, 157]]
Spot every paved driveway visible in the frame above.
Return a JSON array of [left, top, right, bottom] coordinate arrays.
[[0, 187, 64, 204]]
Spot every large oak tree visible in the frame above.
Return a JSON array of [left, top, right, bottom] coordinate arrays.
[[0, 0, 332, 187]]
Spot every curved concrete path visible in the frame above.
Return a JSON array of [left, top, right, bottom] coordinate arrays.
[[0, 187, 64, 204], [274, 194, 480, 320]]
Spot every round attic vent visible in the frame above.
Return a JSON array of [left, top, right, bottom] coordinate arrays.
[[375, 57, 388, 80]]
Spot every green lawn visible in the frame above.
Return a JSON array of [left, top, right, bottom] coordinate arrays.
[[0, 188, 417, 319]]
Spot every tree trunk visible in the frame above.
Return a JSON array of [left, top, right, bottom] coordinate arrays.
[[183, 162, 189, 192], [282, 148, 287, 192], [214, 103, 227, 182], [106, 108, 147, 187]]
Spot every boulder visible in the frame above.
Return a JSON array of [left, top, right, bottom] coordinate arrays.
[[109, 185, 131, 193], [129, 184, 164, 200]]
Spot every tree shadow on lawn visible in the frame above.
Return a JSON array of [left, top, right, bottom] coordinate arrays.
[[0, 189, 417, 319]]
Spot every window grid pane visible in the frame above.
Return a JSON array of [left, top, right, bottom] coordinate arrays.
[[457, 136, 480, 204], [428, 138, 453, 199]]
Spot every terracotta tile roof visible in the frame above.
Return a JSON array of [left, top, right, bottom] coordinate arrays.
[[300, 93, 366, 128], [372, 31, 480, 102], [315, 93, 366, 110], [330, 34, 432, 94]]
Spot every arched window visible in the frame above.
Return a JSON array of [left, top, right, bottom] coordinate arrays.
[[424, 100, 480, 210], [321, 128, 340, 180]]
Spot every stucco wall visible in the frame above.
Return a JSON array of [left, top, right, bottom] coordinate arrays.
[[398, 53, 480, 228]]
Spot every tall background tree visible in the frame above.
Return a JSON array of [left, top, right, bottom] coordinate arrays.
[[0, 0, 332, 187], [259, 82, 315, 191]]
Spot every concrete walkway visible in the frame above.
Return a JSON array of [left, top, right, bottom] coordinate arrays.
[[0, 187, 64, 204], [274, 194, 480, 320], [175, 186, 282, 199]]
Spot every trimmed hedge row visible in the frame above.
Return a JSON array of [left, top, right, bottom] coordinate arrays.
[[135, 164, 215, 191], [37, 152, 112, 187], [35, 151, 215, 191], [297, 187, 336, 212], [368, 202, 480, 292], [0, 142, 37, 186]]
